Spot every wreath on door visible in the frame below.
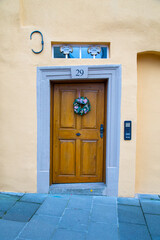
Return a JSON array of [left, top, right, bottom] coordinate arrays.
[[73, 97, 91, 116]]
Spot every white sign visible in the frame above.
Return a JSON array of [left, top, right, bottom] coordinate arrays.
[[71, 66, 88, 79]]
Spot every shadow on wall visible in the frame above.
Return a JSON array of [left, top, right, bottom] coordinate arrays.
[[136, 51, 160, 194]]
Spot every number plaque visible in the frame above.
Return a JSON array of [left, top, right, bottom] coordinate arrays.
[[71, 66, 88, 79]]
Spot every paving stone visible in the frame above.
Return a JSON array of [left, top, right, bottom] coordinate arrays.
[[67, 196, 92, 210], [119, 222, 151, 240], [0, 192, 24, 197], [118, 205, 145, 224], [145, 214, 160, 239], [93, 196, 117, 206], [118, 197, 140, 206], [3, 201, 40, 222], [140, 199, 160, 214], [20, 193, 47, 204], [49, 194, 71, 200], [138, 194, 160, 200], [36, 197, 68, 217], [0, 219, 26, 240], [59, 208, 89, 232], [0, 210, 5, 218], [86, 221, 118, 240], [0, 193, 20, 200], [91, 204, 117, 224], [19, 214, 59, 240], [51, 229, 86, 240], [0, 194, 19, 211]]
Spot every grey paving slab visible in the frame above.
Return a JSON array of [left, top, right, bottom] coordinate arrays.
[[138, 194, 160, 200], [119, 222, 151, 240], [91, 203, 117, 224], [67, 196, 92, 210], [51, 229, 86, 240], [36, 196, 68, 217], [86, 221, 118, 240], [3, 201, 40, 222], [118, 205, 145, 224], [145, 214, 160, 239], [0, 193, 20, 200], [118, 197, 140, 206], [49, 194, 71, 200], [20, 193, 47, 204], [0, 210, 5, 218], [19, 214, 59, 240], [0, 192, 24, 197], [93, 196, 117, 206], [140, 199, 160, 214], [0, 219, 26, 240], [0, 194, 19, 211], [59, 208, 89, 232]]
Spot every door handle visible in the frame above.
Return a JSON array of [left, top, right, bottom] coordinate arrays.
[[100, 124, 104, 138]]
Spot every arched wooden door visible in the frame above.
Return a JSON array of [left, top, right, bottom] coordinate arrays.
[[51, 83, 105, 183]]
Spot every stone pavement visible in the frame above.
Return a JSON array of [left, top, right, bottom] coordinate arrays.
[[0, 192, 160, 240]]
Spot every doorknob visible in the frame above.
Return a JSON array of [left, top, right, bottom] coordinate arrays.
[[100, 124, 104, 138]]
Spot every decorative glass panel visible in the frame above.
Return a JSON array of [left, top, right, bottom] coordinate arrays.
[[68, 47, 80, 58], [52, 45, 109, 59]]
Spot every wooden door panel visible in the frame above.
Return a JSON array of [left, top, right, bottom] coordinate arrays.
[[81, 90, 98, 129], [59, 140, 76, 176], [60, 90, 76, 128], [52, 83, 104, 183], [80, 140, 97, 175]]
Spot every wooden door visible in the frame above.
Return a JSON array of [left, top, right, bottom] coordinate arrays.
[[52, 83, 104, 183]]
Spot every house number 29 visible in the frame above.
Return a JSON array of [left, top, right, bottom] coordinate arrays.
[[71, 66, 88, 79], [76, 69, 84, 76]]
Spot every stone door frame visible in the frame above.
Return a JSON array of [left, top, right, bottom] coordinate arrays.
[[37, 65, 121, 196]]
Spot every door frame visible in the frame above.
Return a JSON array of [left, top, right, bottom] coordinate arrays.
[[37, 65, 121, 196], [50, 81, 106, 184]]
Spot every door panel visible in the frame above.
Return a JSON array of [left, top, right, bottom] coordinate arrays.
[[52, 83, 105, 183], [59, 140, 76, 176], [80, 140, 97, 175]]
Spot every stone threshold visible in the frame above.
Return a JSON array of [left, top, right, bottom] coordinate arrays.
[[49, 182, 107, 196]]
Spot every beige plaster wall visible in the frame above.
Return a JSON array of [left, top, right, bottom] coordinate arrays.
[[0, 0, 160, 195], [136, 53, 160, 194]]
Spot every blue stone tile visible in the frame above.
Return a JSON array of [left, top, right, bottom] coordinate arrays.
[[119, 222, 151, 240], [19, 214, 59, 240], [93, 196, 117, 206], [0, 193, 20, 200], [0, 196, 18, 212], [86, 222, 118, 240], [145, 214, 160, 239], [67, 196, 92, 210], [20, 193, 47, 204], [0, 210, 5, 217], [91, 204, 117, 224], [118, 205, 145, 224], [51, 229, 86, 240], [36, 197, 68, 217], [0, 192, 24, 197], [140, 199, 160, 214], [118, 197, 140, 206], [138, 194, 160, 200], [59, 208, 89, 232], [3, 201, 40, 222], [49, 194, 71, 200], [0, 219, 26, 240]]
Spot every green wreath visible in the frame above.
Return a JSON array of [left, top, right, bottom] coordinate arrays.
[[73, 97, 91, 116]]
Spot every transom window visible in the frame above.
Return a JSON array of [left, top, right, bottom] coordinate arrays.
[[52, 44, 109, 59]]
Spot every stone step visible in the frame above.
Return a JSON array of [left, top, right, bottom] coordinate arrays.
[[49, 183, 107, 196]]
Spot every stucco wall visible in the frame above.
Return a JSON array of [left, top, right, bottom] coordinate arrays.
[[0, 0, 160, 195], [136, 53, 160, 194]]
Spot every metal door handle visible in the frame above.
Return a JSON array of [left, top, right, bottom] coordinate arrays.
[[100, 124, 104, 138]]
